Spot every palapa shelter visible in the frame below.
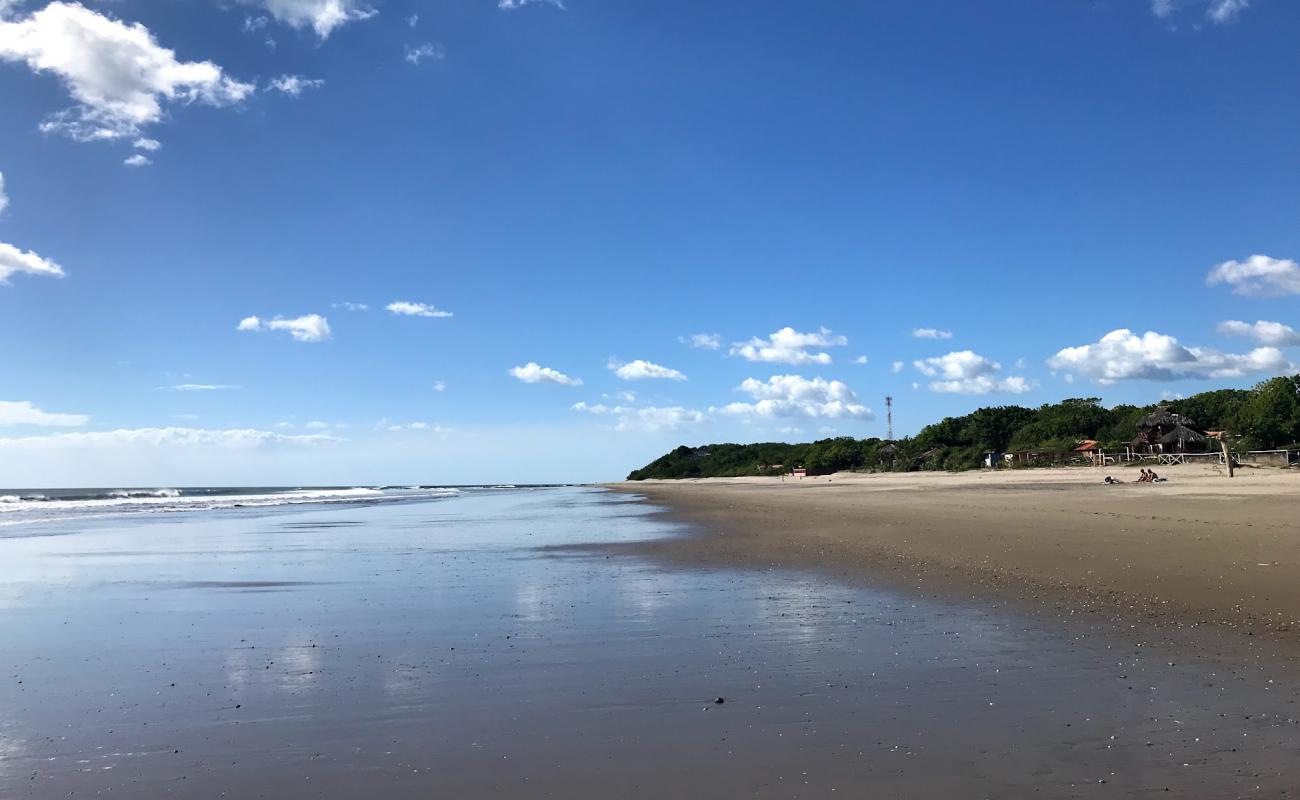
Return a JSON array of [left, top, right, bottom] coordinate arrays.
[[1130, 407, 1212, 454]]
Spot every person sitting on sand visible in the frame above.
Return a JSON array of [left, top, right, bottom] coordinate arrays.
[[1148, 470, 1163, 483]]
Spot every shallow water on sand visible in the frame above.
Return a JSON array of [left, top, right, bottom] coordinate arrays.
[[0, 487, 1295, 798]]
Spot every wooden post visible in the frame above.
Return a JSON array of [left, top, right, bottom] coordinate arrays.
[[1220, 437, 1234, 478]]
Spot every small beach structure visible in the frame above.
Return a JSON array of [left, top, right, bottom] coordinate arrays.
[[1129, 408, 1212, 455], [790, 467, 807, 479]]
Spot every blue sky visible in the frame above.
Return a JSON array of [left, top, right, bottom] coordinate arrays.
[[1, 0, 1299, 485]]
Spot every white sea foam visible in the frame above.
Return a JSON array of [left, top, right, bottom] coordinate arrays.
[[0, 486, 464, 528]]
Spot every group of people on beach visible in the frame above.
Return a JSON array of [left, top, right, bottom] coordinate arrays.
[[1104, 469, 1165, 485]]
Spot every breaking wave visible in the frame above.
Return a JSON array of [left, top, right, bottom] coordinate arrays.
[[0, 486, 473, 528]]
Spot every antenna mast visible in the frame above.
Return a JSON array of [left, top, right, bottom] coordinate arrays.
[[885, 396, 894, 441]]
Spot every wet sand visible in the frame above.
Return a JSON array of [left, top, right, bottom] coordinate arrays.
[[3, 484, 1300, 797], [609, 465, 1300, 651]]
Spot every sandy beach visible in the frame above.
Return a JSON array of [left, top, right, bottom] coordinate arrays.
[[609, 465, 1300, 653]]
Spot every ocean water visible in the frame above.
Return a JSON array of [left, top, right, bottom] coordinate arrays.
[[0, 484, 542, 529], [0, 487, 1294, 798]]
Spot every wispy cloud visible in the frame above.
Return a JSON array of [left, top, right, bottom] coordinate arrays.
[[267, 74, 324, 96], [161, 383, 241, 392], [499, 0, 567, 9], [237, 314, 331, 342], [912, 328, 953, 340], [572, 402, 704, 432], [1152, 0, 1251, 24], [0, 400, 88, 427], [386, 301, 452, 318], [680, 332, 722, 350], [332, 301, 368, 311], [0, 426, 341, 449], [405, 42, 444, 65]]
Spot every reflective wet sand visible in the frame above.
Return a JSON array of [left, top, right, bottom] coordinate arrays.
[[2, 488, 1296, 797]]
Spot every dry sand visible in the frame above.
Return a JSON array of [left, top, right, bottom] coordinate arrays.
[[609, 464, 1300, 653]]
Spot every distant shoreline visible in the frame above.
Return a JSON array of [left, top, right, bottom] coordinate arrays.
[[600, 464, 1300, 657]]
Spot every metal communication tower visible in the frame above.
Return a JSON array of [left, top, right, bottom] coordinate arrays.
[[885, 396, 894, 441]]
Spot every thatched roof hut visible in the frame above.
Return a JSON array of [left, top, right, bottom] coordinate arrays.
[[1139, 407, 1195, 430], [1131, 407, 1212, 453], [1158, 425, 1209, 448]]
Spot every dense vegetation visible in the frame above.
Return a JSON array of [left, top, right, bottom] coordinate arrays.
[[626, 375, 1300, 479]]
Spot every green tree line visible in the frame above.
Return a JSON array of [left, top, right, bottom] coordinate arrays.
[[626, 374, 1300, 479]]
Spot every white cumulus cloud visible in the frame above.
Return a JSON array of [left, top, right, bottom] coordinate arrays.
[[912, 328, 953, 340], [730, 326, 847, 365], [0, 400, 88, 427], [679, 332, 722, 350], [237, 314, 331, 342], [510, 362, 581, 386], [1217, 320, 1300, 347], [386, 301, 452, 318], [0, 2, 253, 142], [0, 173, 64, 284], [1206, 255, 1300, 298], [123, 153, 151, 167], [913, 350, 1035, 395], [249, 0, 376, 39], [1048, 328, 1292, 384], [0, 241, 64, 283], [609, 359, 686, 381], [715, 375, 874, 420]]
